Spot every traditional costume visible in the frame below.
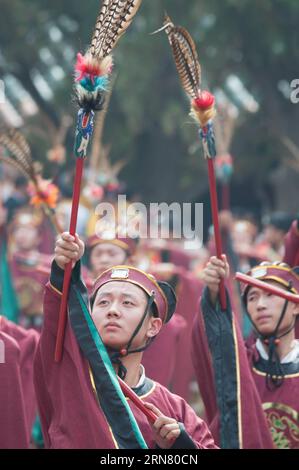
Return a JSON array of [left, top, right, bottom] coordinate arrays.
[[8, 209, 51, 330], [192, 263, 299, 448], [284, 219, 299, 269], [0, 316, 39, 448], [34, 262, 217, 449], [283, 218, 299, 338]]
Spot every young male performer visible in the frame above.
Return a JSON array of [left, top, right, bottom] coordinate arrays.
[[192, 255, 299, 448], [85, 233, 183, 389], [34, 232, 217, 449]]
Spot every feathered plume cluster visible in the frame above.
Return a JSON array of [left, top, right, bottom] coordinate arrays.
[[27, 177, 59, 209], [163, 15, 216, 128], [0, 128, 36, 182], [0, 129, 59, 211], [74, 0, 142, 112]]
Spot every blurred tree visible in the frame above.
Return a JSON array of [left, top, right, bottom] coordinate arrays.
[[0, 0, 298, 213]]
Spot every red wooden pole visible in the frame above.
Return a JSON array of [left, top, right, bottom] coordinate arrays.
[[207, 158, 227, 310], [235, 272, 299, 303], [55, 157, 85, 362], [118, 377, 157, 424]]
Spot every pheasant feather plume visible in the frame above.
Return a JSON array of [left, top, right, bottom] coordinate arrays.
[[0, 129, 59, 210], [74, 0, 142, 112], [0, 128, 35, 181], [91, 0, 143, 59], [163, 15, 216, 128]]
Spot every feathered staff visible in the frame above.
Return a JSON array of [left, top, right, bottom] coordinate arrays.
[[213, 101, 237, 210], [54, 0, 143, 361], [162, 16, 226, 309], [0, 128, 61, 232], [55, 0, 157, 430]]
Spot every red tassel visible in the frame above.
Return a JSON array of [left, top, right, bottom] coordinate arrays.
[[75, 53, 103, 82], [193, 91, 215, 110]]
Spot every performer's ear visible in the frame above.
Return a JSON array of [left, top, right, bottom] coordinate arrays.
[[292, 302, 299, 317], [146, 318, 162, 339]]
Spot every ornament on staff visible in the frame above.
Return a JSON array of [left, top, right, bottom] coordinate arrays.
[[54, 0, 143, 362], [0, 128, 61, 233], [213, 97, 237, 211], [162, 15, 227, 309]]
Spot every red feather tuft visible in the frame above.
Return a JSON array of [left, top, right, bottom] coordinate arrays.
[[193, 91, 215, 110], [75, 53, 106, 82]]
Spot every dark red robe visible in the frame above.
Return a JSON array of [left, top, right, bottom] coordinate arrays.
[[170, 269, 202, 400], [283, 220, 299, 268], [135, 243, 201, 398], [34, 267, 217, 449], [283, 220, 299, 339], [142, 266, 202, 400], [8, 252, 51, 330], [0, 317, 39, 448], [142, 313, 186, 387], [192, 288, 299, 448], [249, 345, 299, 449]]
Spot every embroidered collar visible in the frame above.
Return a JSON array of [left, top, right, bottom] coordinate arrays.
[[132, 365, 155, 396]]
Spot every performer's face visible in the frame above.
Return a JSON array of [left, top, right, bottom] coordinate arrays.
[[92, 281, 162, 349], [246, 281, 299, 336], [13, 225, 40, 251], [89, 243, 128, 276], [232, 221, 256, 247], [263, 225, 284, 246]]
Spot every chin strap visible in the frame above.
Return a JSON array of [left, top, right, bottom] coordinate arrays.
[[263, 311, 296, 390], [108, 292, 156, 380]]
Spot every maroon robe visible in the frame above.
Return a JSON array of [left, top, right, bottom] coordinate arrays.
[[34, 282, 217, 449], [136, 244, 200, 399], [283, 220, 299, 339], [191, 304, 219, 440], [142, 313, 186, 387], [167, 243, 192, 270], [142, 265, 202, 400], [248, 345, 299, 449], [171, 269, 202, 400], [0, 317, 39, 448], [191, 289, 288, 448], [9, 252, 51, 330], [283, 220, 299, 267]]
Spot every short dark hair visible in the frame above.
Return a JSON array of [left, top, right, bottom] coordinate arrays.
[[149, 302, 159, 318]]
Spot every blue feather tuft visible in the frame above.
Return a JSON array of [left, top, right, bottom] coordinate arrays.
[[79, 75, 109, 93]]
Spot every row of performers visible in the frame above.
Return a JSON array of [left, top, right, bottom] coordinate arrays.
[[0, 206, 299, 448]]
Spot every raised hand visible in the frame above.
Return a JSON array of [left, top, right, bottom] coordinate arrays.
[[201, 255, 229, 305], [54, 232, 85, 270], [144, 402, 181, 449]]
